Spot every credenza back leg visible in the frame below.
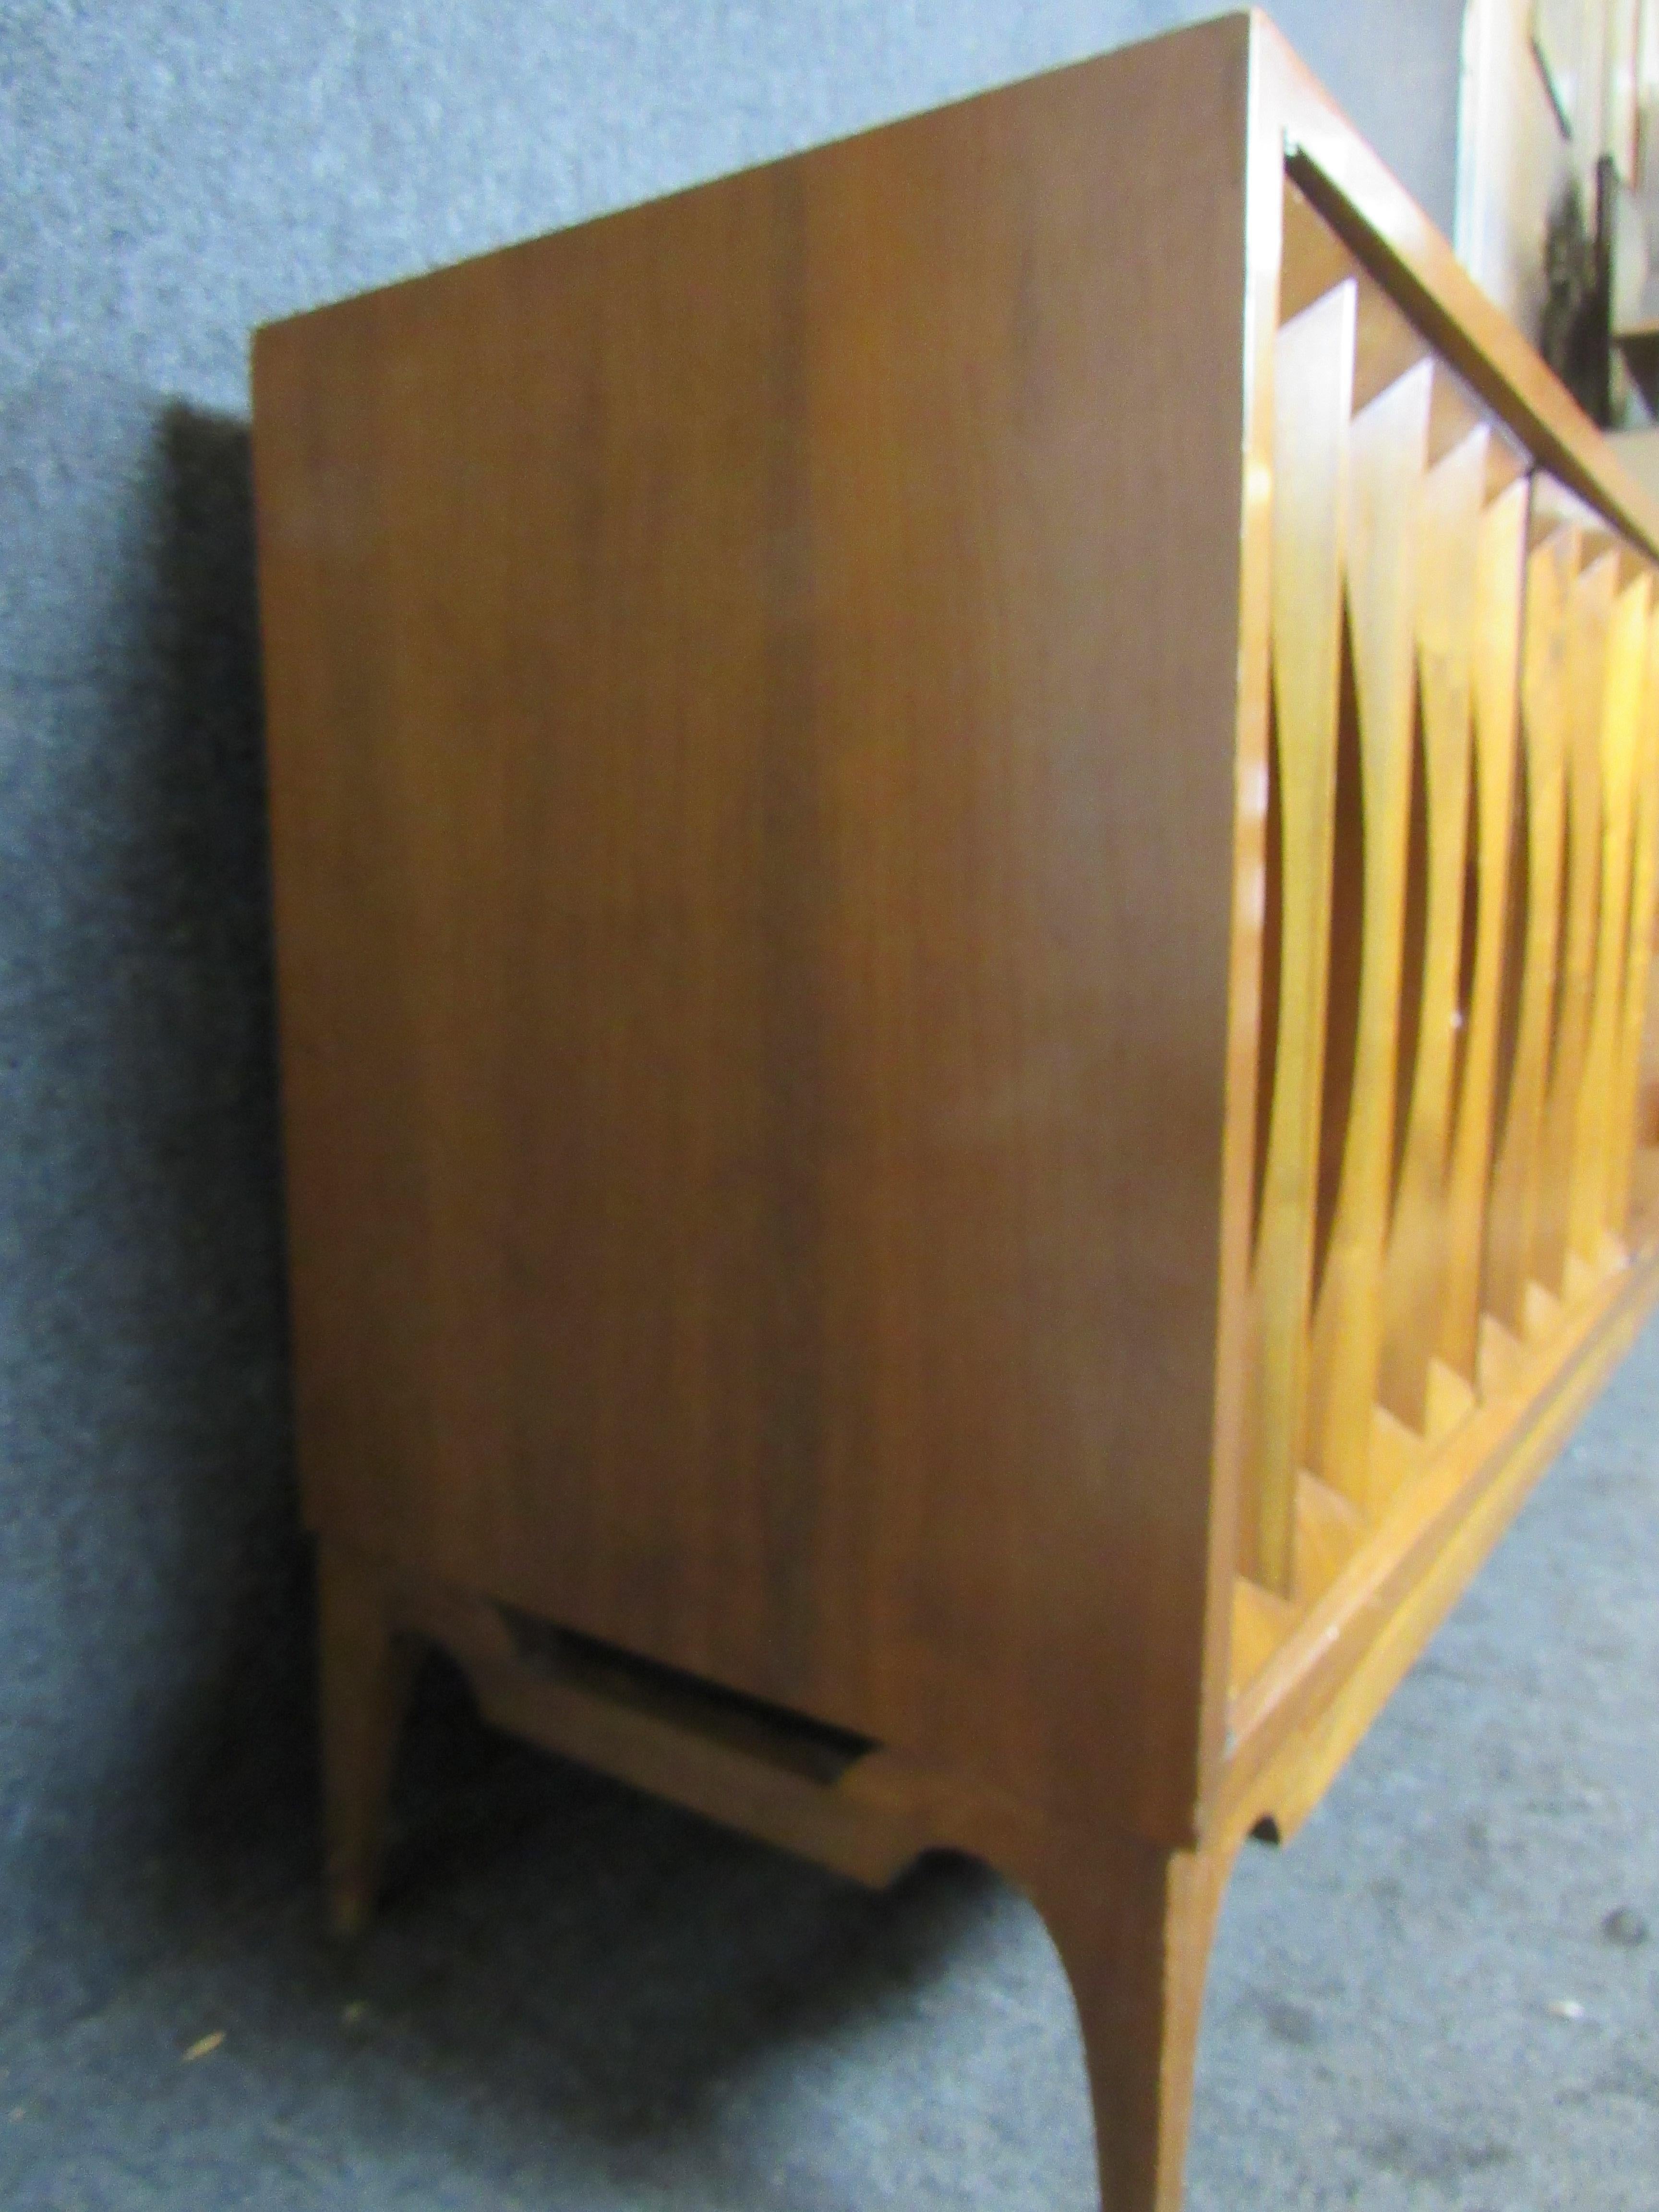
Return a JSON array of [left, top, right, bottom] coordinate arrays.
[[1018, 1831, 1233, 2212], [317, 1537, 418, 1940]]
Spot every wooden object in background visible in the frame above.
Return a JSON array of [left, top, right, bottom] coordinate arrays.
[[252, 14, 1659, 2209]]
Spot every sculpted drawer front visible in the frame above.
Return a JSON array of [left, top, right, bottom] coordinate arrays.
[[253, 15, 1659, 2209], [1226, 165, 1659, 1724]]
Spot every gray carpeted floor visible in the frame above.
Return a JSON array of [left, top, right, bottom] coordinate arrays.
[[2, 1311, 1655, 2212]]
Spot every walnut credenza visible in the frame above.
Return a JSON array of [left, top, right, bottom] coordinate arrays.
[[252, 14, 1659, 2207]]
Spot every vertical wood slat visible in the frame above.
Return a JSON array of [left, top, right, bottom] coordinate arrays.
[[1569, 570, 1653, 1273], [1484, 518, 1578, 1330], [1437, 476, 1530, 1381], [1238, 280, 1357, 1594], [1279, 182, 1430, 408], [1533, 551, 1618, 1295], [1610, 596, 1659, 1235], [1377, 425, 1488, 1431], [1235, 190, 1659, 1653], [1304, 361, 1432, 1517]]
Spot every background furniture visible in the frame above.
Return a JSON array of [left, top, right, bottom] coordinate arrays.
[[252, 15, 1659, 2207]]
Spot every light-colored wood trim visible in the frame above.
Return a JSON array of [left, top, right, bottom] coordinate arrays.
[[1571, 572, 1651, 1263], [1378, 427, 1488, 1429], [1305, 363, 1431, 1514], [1222, 1241, 1659, 1838], [1534, 553, 1617, 1292], [1484, 520, 1577, 1325], [1438, 476, 1530, 1377], [1611, 602, 1659, 1232], [1238, 282, 1356, 1591], [1202, 35, 1290, 1800], [1230, 1579, 1299, 1694]]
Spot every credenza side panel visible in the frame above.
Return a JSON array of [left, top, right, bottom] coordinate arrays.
[[252, 17, 1254, 1843]]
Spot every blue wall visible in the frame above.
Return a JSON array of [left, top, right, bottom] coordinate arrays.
[[0, 0, 1466, 2014]]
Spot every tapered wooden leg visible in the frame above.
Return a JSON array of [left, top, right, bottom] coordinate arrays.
[[1020, 1831, 1233, 2212], [317, 1538, 418, 1939]]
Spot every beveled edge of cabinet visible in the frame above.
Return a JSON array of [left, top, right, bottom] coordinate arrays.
[[1252, 9, 1659, 561]]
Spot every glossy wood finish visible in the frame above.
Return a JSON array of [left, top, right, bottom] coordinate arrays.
[[1438, 478, 1529, 1379], [255, 15, 1659, 2210], [1572, 573, 1653, 1268], [1535, 552, 1617, 1293], [1485, 520, 1577, 1329], [1225, 1238, 1659, 1839], [1238, 282, 1354, 1593], [1613, 615, 1659, 1224], [1303, 361, 1431, 1515], [256, 16, 1252, 1863], [1222, 169, 1659, 1695], [1376, 427, 1486, 1431]]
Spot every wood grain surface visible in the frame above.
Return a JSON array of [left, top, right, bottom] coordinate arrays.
[[1534, 550, 1616, 1290], [1437, 477, 1528, 1380], [1377, 425, 1487, 1431], [257, 19, 1659, 2207], [1237, 281, 1354, 1594], [1485, 518, 1578, 1326], [255, 16, 1257, 1848], [1303, 360, 1431, 1515], [1612, 601, 1659, 1228]]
